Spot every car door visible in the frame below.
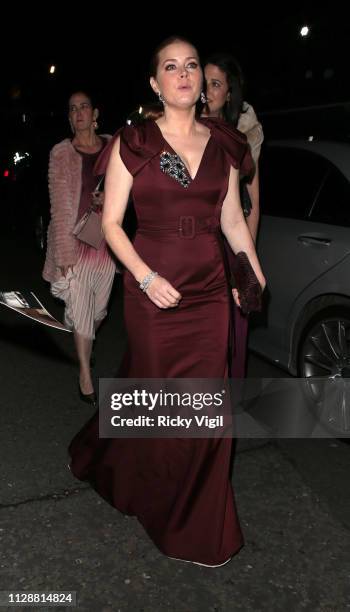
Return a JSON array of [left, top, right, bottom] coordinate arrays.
[[252, 145, 350, 361]]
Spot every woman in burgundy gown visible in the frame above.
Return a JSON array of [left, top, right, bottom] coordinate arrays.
[[69, 36, 265, 567]]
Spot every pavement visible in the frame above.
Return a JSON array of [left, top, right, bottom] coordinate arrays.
[[0, 237, 349, 611]]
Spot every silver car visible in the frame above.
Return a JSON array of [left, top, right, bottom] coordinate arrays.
[[249, 138, 350, 387]]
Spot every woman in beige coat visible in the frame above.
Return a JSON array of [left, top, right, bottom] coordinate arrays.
[[43, 91, 116, 405]]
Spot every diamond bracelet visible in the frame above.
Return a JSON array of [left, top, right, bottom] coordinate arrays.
[[139, 271, 158, 292]]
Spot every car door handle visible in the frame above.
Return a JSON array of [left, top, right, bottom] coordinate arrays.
[[298, 235, 331, 246]]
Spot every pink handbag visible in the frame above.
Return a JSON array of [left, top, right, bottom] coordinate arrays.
[[73, 177, 104, 249]]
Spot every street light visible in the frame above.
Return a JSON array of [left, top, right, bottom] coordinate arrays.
[[300, 26, 310, 37], [49, 65, 56, 75]]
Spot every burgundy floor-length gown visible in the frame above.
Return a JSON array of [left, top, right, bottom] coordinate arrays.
[[224, 242, 250, 378], [69, 117, 253, 566]]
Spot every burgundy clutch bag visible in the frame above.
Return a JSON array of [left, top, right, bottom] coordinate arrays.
[[230, 252, 262, 315]]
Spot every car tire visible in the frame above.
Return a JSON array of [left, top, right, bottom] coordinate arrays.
[[298, 307, 350, 437]]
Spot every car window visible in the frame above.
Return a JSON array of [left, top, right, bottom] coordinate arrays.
[[309, 168, 350, 227], [260, 147, 328, 219]]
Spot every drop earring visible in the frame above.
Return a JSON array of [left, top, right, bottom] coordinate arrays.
[[158, 91, 165, 104], [200, 91, 207, 104], [92, 120, 98, 130]]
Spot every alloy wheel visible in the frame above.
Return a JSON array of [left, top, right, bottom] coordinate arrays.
[[299, 315, 350, 435]]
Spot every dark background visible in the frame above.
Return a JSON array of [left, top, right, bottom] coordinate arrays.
[[1, 6, 350, 144]]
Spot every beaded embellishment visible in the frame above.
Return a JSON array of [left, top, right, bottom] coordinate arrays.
[[160, 151, 191, 188]]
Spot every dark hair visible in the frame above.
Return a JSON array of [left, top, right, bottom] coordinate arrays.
[[68, 89, 98, 110], [204, 52, 244, 127], [149, 35, 200, 77]]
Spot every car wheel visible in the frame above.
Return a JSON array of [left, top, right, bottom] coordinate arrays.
[[298, 307, 350, 436]]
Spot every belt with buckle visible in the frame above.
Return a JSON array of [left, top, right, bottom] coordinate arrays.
[[138, 216, 219, 239]]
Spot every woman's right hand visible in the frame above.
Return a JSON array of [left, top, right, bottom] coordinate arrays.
[[91, 190, 104, 211], [145, 275, 182, 309]]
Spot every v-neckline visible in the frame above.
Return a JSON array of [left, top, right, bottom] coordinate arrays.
[[153, 121, 212, 182]]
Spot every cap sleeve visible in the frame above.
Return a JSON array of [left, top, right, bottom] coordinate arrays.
[[200, 117, 254, 180], [94, 121, 162, 177], [119, 122, 162, 176]]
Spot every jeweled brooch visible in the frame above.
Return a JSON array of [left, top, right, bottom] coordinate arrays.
[[160, 151, 191, 188]]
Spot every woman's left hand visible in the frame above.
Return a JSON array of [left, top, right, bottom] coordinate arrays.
[[232, 288, 241, 308], [232, 275, 266, 310]]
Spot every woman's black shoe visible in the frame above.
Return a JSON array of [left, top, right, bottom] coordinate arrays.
[[78, 385, 97, 406]]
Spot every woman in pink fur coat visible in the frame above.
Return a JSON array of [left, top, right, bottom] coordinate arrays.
[[43, 90, 116, 405]]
